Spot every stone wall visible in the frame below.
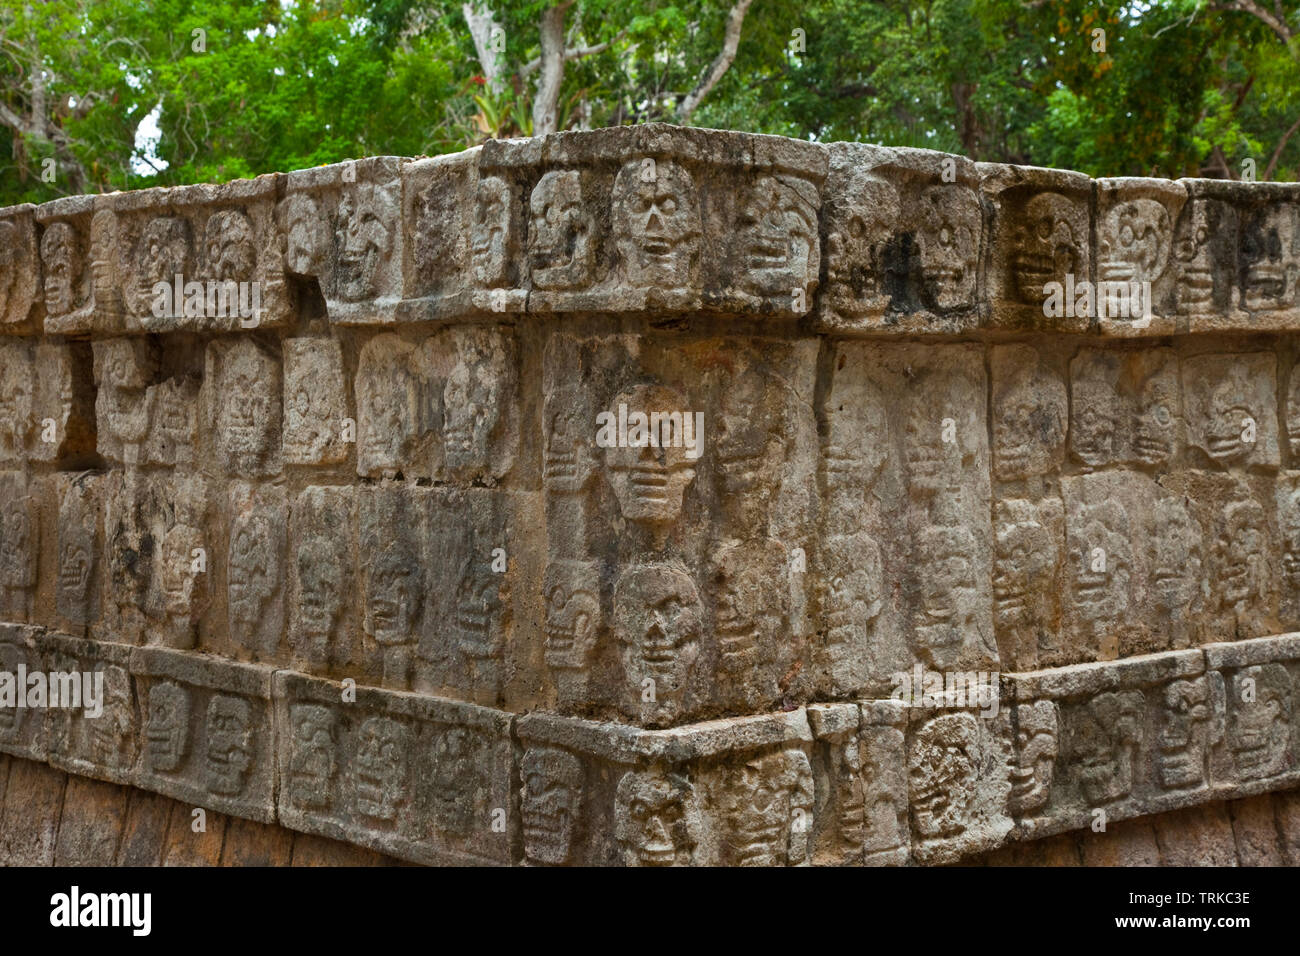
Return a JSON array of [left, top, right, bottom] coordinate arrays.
[[2, 124, 1300, 865]]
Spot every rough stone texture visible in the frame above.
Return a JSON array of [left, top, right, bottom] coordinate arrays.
[[8, 125, 1300, 865]]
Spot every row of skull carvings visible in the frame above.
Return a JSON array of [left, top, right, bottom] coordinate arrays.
[[3, 626, 1297, 865], [3, 128, 1300, 337]]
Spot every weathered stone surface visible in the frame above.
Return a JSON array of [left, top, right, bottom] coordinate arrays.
[[40, 631, 137, 786]]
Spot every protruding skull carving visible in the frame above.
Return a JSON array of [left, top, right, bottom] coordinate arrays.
[[1156, 675, 1216, 790], [1151, 497, 1203, 615], [1009, 701, 1058, 816], [715, 363, 781, 501], [992, 346, 1065, 481], [277, 192, 328, 277], [918, 185, 979, 310], [613, 562, 702, 726], [615, 766, 701, 866], [204, 694, 254, 795], [543, 560, 601, 671], [825, 175, 899, 316], [146, 681, 191, 773], [912, 522, 979, 669], [908, 713, 979, 839], [132, 217, 192, 314], [57, 484, 96, 622], [429, 727, 485, 837], [1130, 352, 1180, 469], [521, 746, 583, 865], [160, 521, 202, 621], [602, 384, 697, 525], [1241, 204, 1299, 312], [1205, 376, 1258, 466], [353, 716, 410, 822], [714, 748, 813, 866], [204, 209, 256, 282], [89, 664, 133, 768], [1070, 501, 1131, 627], [1013, 193, 1080, 304], [442, 329, 509, 475], [472, 175, 514, 287], [356, 336, 416, 475], [1281, 488, 1300, 590], [1229, 664, 1292, 780], [1099, 198, 1170, 284], [288, 704, 336, 810], [903, 390, 965, 492], [612, 159, 702, 288], [543, 385, 596, 492], [832, 736, 866, 853], [529, 170, 593, 290], [1070, 358, 1120, 469], [1067, 690, 1144, 805], [1216, 498, 1267, 610], [366, 541, 420, 647], [1173, 198, 1219, 311], [335, 182, 396, 301], [228, 513, 277, 639], [733, 176, 818, 297], [821, 367, 888, 494], [40, 222, 80, 316], [216, 340, 277, 475]]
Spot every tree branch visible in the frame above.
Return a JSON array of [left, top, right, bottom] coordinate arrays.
[[1209, 0, 1294, 43], [677, 0, 753, 124], [1265, 111, 1300, 179]]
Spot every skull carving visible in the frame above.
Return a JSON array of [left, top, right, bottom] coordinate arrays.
[[1099, 199, 1170, 285], [521, 746, 583, 865], [529, 170, 593, 291], [543, 559, 601, 672], [1069, 501, 1132, 629], [335, 183, 397, 301], [0, 643, 25, 738], [1156, 675, 1216, 790], [0, 343, 34, 458], [993, 500, 1057, 634], [818, 532, 884, 693], [602, 384, 698, 525], [40, 222, 81, 317], [442, 329, 510, 475], [918, 185, 980, 310], [1229, 664, 1293, 780], [204, 694, 254, 796], [543, 385, 596, 492], [1009, 701, 1058, 816], [204, 209, 257, 282], [1067, 690, 1144, 805], [615, 766, 702, 866], [471, 175, 514, 288], [277, 192, 328, 277], [912, 522, 980, 670], [89, 665, 134, 769], [1216, 498, 1267, 611], [216, 341, 277, 475], [908, 713, 981, 839], [429, 727, 485, 837], [353, 716, 410, 822], [992, 346, 1065, 481], [145, 681, 191, 773], [613, 562, 703, 727], [131, 216, 192, 317], [713, 748, 813, 866], [821, 367, 888, 495], [288, 704, 337, 810], [366, 541, 420, 647], [296, 530, 345, 644], [825, 175, 899, 317], [733, 176, 818, 298], [1173, 198, 1221, 312], [1241, 204, 1299, 312], [1012, 193, 1081, 305], [228, 513, 278, 641], [612, 159, 702, 289]]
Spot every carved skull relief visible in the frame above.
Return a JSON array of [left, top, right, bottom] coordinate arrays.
[[612, 159, 702, 289]]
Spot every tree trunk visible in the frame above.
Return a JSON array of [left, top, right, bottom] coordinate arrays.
[[532, 4, 569, 136]]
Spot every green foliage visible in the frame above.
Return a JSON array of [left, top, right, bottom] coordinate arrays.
[[2, 0, 1299, 207]]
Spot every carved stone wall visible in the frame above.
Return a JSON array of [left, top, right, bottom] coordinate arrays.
[[4, 124, 1300, 864]]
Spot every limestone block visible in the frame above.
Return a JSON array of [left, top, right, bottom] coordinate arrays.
[[516, 708, 814, 866], [203, 336, 283, 478], [1069, 347, 1183, 471], [223, 481, 286, 660], [132, 644, 276, 823], [288, 485, 357, 674], [0, 340, 35, 464], [38, 631, 137, 786], [397, 150, 481, 320], [979, 163, 1092, 331], [108, 176, 290, 333], [31, 342, 95, 464], [55, 473, 101, 629], [274, 670, 515, 866], [0, 204, 40, 334], [282, 336, 350, 465], [279, 157, 408, 324], [1181, 351, 1279, 471], [817, 144, 984, 334]]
